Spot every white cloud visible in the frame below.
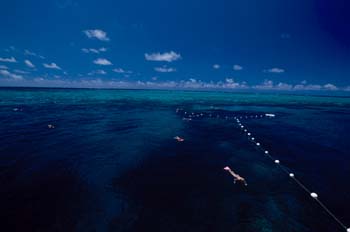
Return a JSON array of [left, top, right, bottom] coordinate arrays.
[[14, 69, 30, 74], [0, 65, 8, 69], [24, 50, 45, 59], [145, 51, 181, 62], [113, 68, 132, 74], [154, 66, 176, 73], [0, 57, 17, 63], [264, 67, 285, 73], [93, 58, 112, 65], [213, 64, 220, 69], [81, 47, 107, 54], [0, 70, 23, 80], [83, 29, 110, 41], [88, 70, 107, 75], [323, 83, 338, 91], [43, 63, 61, 70], [95, 70, 106, 75], [233, 64, 243, 71], [224, 78, 246, 88], [24, 60, 35, 68], [151, 76, 158, 81], [254, 80, 274, 89]]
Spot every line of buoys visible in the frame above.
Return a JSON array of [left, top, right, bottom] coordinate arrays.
[[236, 119, 349, 232]]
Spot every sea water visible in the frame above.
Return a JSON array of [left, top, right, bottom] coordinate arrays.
[[0, 88, 349, 231]]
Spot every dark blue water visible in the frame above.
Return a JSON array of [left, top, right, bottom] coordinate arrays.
[[0, 88, 349, 232]]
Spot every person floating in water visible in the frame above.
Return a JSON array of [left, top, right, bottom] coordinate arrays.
[[47, 124, 55, 129], [174, 136, 184, 142], [223, 166, 247, 186]]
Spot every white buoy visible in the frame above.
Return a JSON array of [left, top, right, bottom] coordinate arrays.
[[251, 137, 255, 141], [247, 133, 251, 136], [256, 142, 260, 146], [265, 113, 276, 118], [311, 192, 318, 198], [289, 173, 295, 178], [347, 228, 350, 232], [274, 160, 280, 164], [241, 126, 244, 129], [244, 129, 247, 132], [264, 151, 269, 154]]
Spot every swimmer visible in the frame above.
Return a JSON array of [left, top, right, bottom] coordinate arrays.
[[223, 166, 247, 186], [174, 136, 184, 142], [47, 124, 55, 129]]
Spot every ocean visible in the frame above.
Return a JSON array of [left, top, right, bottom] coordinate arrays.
[[0, 88, 349, 232]]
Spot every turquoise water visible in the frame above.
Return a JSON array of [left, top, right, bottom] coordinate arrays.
[[0, 88, 349, 231]]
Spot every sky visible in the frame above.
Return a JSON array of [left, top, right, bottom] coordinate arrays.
[[0, 0, 350, 91]]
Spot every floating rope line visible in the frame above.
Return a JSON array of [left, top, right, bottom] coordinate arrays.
[[174, 109, 349, 231], [234, 117, 349, 232]]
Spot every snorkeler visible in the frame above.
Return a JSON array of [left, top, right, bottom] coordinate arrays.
[[174, 136, 184, 142], [223, 166, 247, 186], [47, 124, 55, 129]]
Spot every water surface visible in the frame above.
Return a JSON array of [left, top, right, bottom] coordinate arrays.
[[0, 88, 349, 232]]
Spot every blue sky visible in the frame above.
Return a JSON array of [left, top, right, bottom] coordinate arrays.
[[0, 0, 350, 91]]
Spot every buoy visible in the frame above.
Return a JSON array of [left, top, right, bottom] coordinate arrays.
[[347, 228, 350, 232], [289, 173, 295, 178], [247, 133, 251, 136], [256, 142, 260, 146], [264, 151, 269, 154], [241, 126, 244, 129], [265, 113, 276, 118], [251, 137, 255, 140], [244, 129, 247, 132], [311, 192, 318, 198], [274, 160, 280, 164]]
